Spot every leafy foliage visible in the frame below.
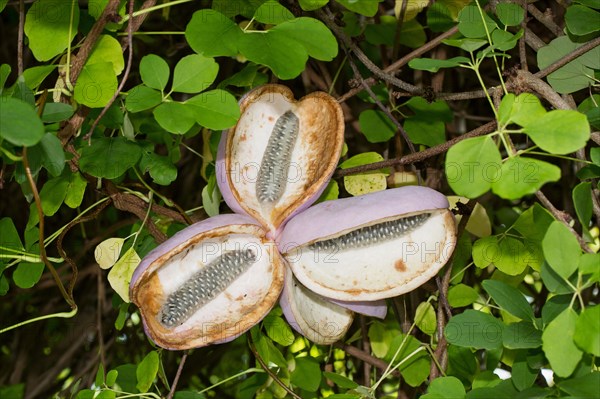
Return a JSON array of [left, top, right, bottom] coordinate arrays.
[[0, 0, 598, 398]]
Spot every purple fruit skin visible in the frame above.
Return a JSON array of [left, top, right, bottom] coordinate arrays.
[[130, 213, 261, 289], [331, 299, 387, 319], [279, 276, 304, 336], [216, 130, 251, 219], [277, 186, 450, 251]]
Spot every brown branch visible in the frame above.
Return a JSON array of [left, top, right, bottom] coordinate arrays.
[[318, 8, 420, 95], [337, 26, 460, 103], [534, 36, 600, 79], [85, 0, 136, 141], [360, 315, 372, 387], [519, 0, 528, 72], [516, 70, 572, 110], [346, 54, 417, 155], [166, 353, 188, 399], [335, 121, 497, 177], [69, 0, 121, 84], [122, 0, 157, 50], [527, 4, 563, 37], [23, 124, 76, 309], [333, 342, 400, 377]]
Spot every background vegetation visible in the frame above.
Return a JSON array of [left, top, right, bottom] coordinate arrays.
[[0, 0, 599, 398]]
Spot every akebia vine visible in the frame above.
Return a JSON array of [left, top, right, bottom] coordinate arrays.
[[130, 84, 457, 349]]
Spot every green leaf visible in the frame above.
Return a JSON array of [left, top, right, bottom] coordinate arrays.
[[573, 182, 593, 229], [239, 31, 307, 80], [35, 133, 66, 177], [263, 315, 295, 346], [502, 321, 542, 349], [404, 117, 447, 147], [171, 54, 219, 94], [0, 97, 45, 146], [185, 89, 241, 130], [491, 29, 521, 51], [115, 302, 129, 331], [482, 280, 534, 322], [107, 247, 141, 302], [64, 172, 87, 208], [498, 93, 547, 127], [41, 102, 74, 123], [139, 152, 178, 186], [87, 35, 124, 75], [340, 152, 388, 196], [74, 62, 118, 108], [0, 384, 24, 399], [40, 176, 69, 216], [336, 0, 380, 16], [94, 237, 125, 269], [522, 110, 590, 155], [385, 334, 430, 386], [415, 301, 437, 335], [446, 136, 502, 198], [79, 137, 142, 179], [445, 310, 504, 349], [0, 0, 7, 12], [542, 221, 582, 279], [540, 262, 576, 295], [22, 65, 57, 89], [495, 2, 524, 26], [359, 110, 396, 143], [270, 17, 338, 61], [317, 180, 339, 203], [368, 321, 396, 358], [24, 0, 79, 61], [0, 217, 24, 255], [153, 102, 195, 134], [512, 353, 537, 391], [448, 284, 479, 307], [140, 54, 170, 91], [491, 157, 561, 200], [579, 253, 600, 280], [0, 64, 11, 90], [566, 5, 600, 36], [219, 64, 267, 88], [299, 0, 329, 10], [537, 36, 600, 94], [201, 174, 221, 217], [322, 372, 358, 389], [513, 203, 554, 242], [574, 305, 600, 356], [365, 16, 426, 48], [125, 85, 163, 113], [542, 308, 582, 377], [574, 0, 600, 8], [408, 57, 469, 72], [421, 376, 466, 399], [443, 38, 488, 52], [557, 372, 600, 398], [458, 5, 498, 38], [136, 351, 159, 393], [106, 369, 119, 387], [13, 262, 44, 289], [291, 357, 321, 392], [253, 0, 294, 24], [186, 10, 242, 57]]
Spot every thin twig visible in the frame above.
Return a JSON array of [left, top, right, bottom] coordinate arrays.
[[346, 54, 417, 155], [534, 36, 600, 79], [516, 70, 572, 110], [519, 0, 528, 72], [360, 315, 372, 387], [337, 26, 459, 103], [85, 0, 135, 141], [22, 147, 76, 309], [527, 4, 562, 37], [248, 334, 302, 399], [17, 0, 24, 75], [335, 121, 497, 177], [333, 342, 400, 377], [166, 353, 188, 399]]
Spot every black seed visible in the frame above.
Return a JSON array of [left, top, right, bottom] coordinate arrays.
[[256, 110, 299, 204], [308, 213, 431, 252], [159, 249, 257, 328]]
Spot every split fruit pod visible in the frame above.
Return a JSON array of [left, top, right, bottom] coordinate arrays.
[[278, 186, 457, 302], [130, 85, 345, 349], [216, 84, 345, 234], [129, 214, 286, 350]]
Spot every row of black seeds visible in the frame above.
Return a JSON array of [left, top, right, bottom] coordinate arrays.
[[159, 249, 257, 327], [308, 213, 431, 253]]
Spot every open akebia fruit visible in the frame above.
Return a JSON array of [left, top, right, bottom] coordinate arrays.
[[216, 84, 345, 234], [278, 186, 457, 302], [129, 214, 285, 350]]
